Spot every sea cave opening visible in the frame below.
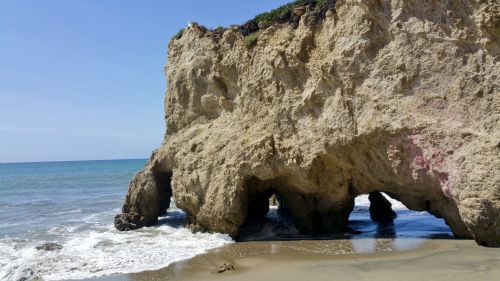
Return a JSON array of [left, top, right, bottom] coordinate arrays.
[[349, 192, 454, 240], [237, 177, 455, 242], [237, 186, 300, 241], [155, 170, 173, 215]]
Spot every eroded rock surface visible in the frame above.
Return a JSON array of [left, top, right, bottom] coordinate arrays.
[[115, 152, 172, 231], [116, 0, 500, 247]]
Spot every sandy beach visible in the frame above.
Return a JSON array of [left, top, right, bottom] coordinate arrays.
[[87, 238, 499, 281], [80, 201, 500, 281]]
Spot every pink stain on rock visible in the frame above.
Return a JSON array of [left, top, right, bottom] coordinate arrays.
[[388, 131, 454, 197]]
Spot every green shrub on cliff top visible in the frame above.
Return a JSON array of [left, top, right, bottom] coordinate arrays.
[[253, 1, 301, 26], [173, 28, 184, 40], [253, 0, 325, 26]]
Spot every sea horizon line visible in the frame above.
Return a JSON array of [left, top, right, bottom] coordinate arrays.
[[0, 158, 148, 165]]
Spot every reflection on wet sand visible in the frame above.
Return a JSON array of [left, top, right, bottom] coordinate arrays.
[[87, 207, 494, 281], [109, 237, 500, 281]]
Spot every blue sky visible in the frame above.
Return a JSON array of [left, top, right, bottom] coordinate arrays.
[[0, 0, 290, 163]]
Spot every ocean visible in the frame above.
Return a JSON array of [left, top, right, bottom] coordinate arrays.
[[0, 160, 232, 281], [0, 159, 453, 281]]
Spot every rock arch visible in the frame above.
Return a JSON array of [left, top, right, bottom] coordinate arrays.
[[114, 154, 172, 231], [115, 0, 500, 247]]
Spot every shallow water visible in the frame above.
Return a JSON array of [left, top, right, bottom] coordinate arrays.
[[0, 160, 455, 280], [239, 195, 453, 244]]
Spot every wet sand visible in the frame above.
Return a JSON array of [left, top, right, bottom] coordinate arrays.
[[82, 206, 500, 281], [88, 238, 500, 281]]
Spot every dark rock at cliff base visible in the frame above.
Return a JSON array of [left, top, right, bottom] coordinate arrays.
[[36, 242, 63, 251], [115, 159, 172, 231], [369, 192, 397, 223], [114, 214, 139, 231]]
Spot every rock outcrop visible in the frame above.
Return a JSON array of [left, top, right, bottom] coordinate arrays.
[[114, 153, 172, 231], [116, 0, 500, 247], [35, 242, 63, 251], [368, 192, 397, 223]]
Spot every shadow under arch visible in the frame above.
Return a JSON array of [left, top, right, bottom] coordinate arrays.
[[236, 185, 300, 241]]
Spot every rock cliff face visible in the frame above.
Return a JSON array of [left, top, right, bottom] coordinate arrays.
[[116, 0, 500, 247]]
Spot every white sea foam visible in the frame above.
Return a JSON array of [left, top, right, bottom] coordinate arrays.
[[0, 211, 232, 281], [354, 193, 408, 210], [52, 208, 83, 215], [0, 194, 435, 281]]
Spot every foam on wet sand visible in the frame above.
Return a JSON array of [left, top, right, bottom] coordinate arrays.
[[87, 195, 499, 281], [89, 239, 500, 281]]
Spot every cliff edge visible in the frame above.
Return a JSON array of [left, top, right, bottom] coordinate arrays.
[[115, 0, 500, 247]]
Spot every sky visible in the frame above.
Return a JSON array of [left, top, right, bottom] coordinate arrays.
[[0, 0, 290, 163]]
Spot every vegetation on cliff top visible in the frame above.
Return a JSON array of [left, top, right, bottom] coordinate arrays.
[[253, 0, 326, 26], [173, 28, 184, 40], [241, 0, 331, 48], [172, 0, 334, 42]]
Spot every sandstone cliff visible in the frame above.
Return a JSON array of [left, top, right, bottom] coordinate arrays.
[[115, 0, 500, 247]]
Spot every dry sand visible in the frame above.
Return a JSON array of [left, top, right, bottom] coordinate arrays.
[[87, 238, 500, 281]]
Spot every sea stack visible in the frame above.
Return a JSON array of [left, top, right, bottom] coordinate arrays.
[[116, 0, 500, 247]]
